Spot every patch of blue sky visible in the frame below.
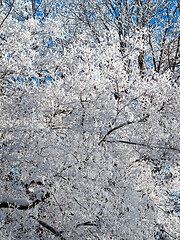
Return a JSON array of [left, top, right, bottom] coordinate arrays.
[[100, 0, 118, 20], [38, 48, 45, 56], [59, 138, 64, 144], [168, 192, 180, 216], [47, 38, 54, 48], [46, 76, 54, 84], [134, 99, 138, 106], [157, 231, 170, 240], [88, 11, 96, 21], [30, 74, 54, 85], [170, 192, 180, 199], [13, 167, 19, 172], [149, 17, 157, 27], [1, 145, 7, 151], [104, 128, 110, 133], [17, 77, 25, 83], [6, 51, 14, 61], [15, 14, 26, 22], [163, 165, 169, 170], [0, 32, 5, 39], [145, 56, 155, 69], [59, 1, 65, 9], [29, 76, 41, 86], [33, 209, 38, 217]]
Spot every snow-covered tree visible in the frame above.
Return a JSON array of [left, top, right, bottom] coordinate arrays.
[[0, 1, 179, 239]]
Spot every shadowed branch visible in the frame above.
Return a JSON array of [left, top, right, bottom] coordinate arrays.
[[98, 114, 150, 145]]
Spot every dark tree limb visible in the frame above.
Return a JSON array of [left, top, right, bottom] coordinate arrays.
[[105, 139, 180, 152], [0, 197, 65, 239], [0, 200, 29, 210], [76, 221, 98, 228], [98, 114, 150, 145], [37, 219, 65, 239], [172, 34, 180, 72], [0, 0, 15, 28], [0, 192, 50, 210], [0, 199, 40, 210]]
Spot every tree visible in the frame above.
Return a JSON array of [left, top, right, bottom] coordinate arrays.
[[62, 0, 180, 78], [0, 1, 179, 239]]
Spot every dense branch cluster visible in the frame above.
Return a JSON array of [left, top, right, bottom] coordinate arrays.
[[0, 1, 179, 239]]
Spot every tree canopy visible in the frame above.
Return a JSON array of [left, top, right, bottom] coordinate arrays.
[[0, 1, 180, 239]]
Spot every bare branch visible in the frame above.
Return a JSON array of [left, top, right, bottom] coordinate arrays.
[[0, 192, 50, 210], [37, 219, 65, 239], [0, 0, 15, 29], [98, 114, 150, 145], [76, 221, 98, 228], [105, 139, 180, 152], [73, 197, 88, 211]]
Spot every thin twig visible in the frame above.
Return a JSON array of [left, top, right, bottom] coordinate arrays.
[[73, 197, 88, 211], [51, 192, 63, 212], [105, 139, 180, 152]]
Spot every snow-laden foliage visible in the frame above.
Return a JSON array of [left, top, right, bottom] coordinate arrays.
[[0, 1, 179, 239]]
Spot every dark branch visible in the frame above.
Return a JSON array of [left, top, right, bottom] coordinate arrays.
[[0, 201, 29, 210], [105, 139, 180, 152], [0, 0, 15, 28], [98, 114, 150, 145], [37, 219, 65, 239], [0, 192, 50, 210], [73, 197, 88, 211], [76, 221, 98, 228]]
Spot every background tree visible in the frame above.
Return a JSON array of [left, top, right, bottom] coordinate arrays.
[[61, 0, 180, 77]]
